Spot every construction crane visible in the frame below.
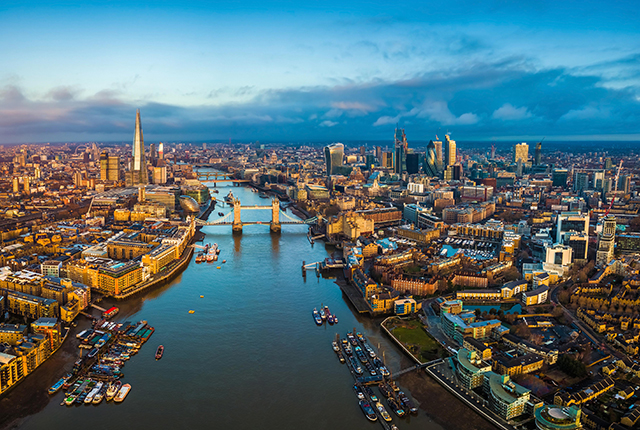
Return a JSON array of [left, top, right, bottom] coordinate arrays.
[[604, 160, 623, 217]]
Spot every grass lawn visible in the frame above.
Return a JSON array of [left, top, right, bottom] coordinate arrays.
[[386, 317, 444, 362]]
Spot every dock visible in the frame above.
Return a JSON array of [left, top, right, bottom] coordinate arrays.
[[335, 278, 371, 315]]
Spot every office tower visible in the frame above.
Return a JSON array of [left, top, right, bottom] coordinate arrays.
[[565, 232, 589, 261], [534, 141, 542, 165], [324, 143, 344, 176], [424, 141, 440, 177], [23, 176, 30, 194], [490, 144, 496, 160], [100, 151, 109, 180], [375, 146, 382, 163], [360, 146, 366, 156], [393, 127, 408, 174], [593, 171, 605, 191], [406, 153, 420, 174], [514, 143, 529, 163], [149, 143, 157, 166], [604, 157, 613, 169], [127, 109, 148, 186], [516, 159, 523, 177], [552, 169, 568, 188], [444, 135, 456, 167], [596, 215, 616, 267], [158, 142, 164, 159], [556, 211, 589, 244], [108, 155, 120, 181], [618, 175, 630, 194], [12, 177, 19, 193], [203, 142, 207, 151], [382, 151, 393, 169], [444, 164, 462, 181], [365, 154, 376, 169], [573, 172, 589, 192], [433, 139, 443, 168]]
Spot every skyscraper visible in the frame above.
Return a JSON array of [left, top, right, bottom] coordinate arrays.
[[393, 127, 408, 174], [324, 143, 344, 176], [596, 215, 616, 267], [424, 140, 440, 177], [406, 153, 420, 174], [514, 143, 529, 163], [126, 109, 148, 186], [444, 135, 456, 167], [534, 141, 542, 165]]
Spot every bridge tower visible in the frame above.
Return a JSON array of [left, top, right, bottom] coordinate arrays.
[[270, 199, 281, 233], [232, 198, 243, 233]]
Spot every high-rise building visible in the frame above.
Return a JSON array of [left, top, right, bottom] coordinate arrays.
[[375, 146, 382, 163], [534, 141, 542, 165], [604, 157, 613, 169], [444, 135, 456, 167], [382, 151, 393, 168], [158, 142, 164, 160], [130, 109, 148, 185], [596, 215, 616, 267], [433, 139, 443, 168], [324, 143, 344, 176], [100, 151, 109, 180], [108, 155, 120, 181], [393, 128, 408, 174], [556, 211, 589, 245], [406, 153, 420, 174], [424, 141, 440, 177], [618, 175, 630, 194], [552, 169, 568, 188], [490, 144, 496, 160], [360, 146, 366, 156], [514, 143, 529, 163], [573, 172, 589, 192]]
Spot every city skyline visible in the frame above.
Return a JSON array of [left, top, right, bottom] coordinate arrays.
[[0, 0, 639, 143]]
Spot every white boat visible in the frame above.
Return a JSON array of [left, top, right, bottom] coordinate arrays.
[[114, 384, 131, 403], [92, 388, 105, 404], [376, 402, 393, 422], [84, 382, 103, 404]]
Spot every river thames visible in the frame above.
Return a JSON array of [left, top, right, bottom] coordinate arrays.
[[9, 183, 492, 430]]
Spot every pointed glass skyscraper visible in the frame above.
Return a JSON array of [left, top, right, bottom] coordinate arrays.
[[129, 109, 148, 185]]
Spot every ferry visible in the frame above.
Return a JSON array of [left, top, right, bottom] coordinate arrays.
[[359, 400, 377, 422], [375, 402, 392, 422], [106, 380, 122, 401], [114, 383, 131, 403], [155, 345, 164, 360], [312, 308, 323, 325]]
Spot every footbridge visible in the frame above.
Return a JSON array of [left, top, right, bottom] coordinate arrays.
[[195, 198, 318, 233], [393, 359, 443, 377]]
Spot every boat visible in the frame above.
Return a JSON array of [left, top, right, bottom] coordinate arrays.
[[388, 397, 406, 417], [319, 308, 326, 320], [64, 395, 76, 406], [336, 351, 345, 363], [93, 386, 106, 404], [225, 191, 234, 203], [398, 391, 418, 414], [48, 377, 66, 395], [155, 345, 164, 360], [106, 380, 122, 401], [114, 383, 131, 403], [354, 384, 365, 400], [222, 260, 226, 263], [364, 386, 378, 402], [332, 341, 340, 352], [84, 382, 103, 404], [376, 402, 392, 422], [195, 253, 204, 263], [312, 308, 323, 325], [218, 212, 224, 216], [325, 306, 334, 324], [333, 315, 338, 324], [359, 400, 377, 422]]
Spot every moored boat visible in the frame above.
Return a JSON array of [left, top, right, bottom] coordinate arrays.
[[48, 378, 66, 395], [114, 383, 131, 403], [155, 345, 164, 360], [332, 341, 340, 352], [359, 400, 377, 422], [375, 402, 392, 422], [312, 308, 323, 325], [106, 380, 122, 401], [354, 384, 365, 400]]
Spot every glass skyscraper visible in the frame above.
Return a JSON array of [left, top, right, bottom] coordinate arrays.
[[324, 143, 344, 176]]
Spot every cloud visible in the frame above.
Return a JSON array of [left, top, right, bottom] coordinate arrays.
[[319, 120, 338, 127], [492, 103, 532, 120], [1, 56, 639, 143]]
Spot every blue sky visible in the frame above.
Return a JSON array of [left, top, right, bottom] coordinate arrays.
[[0, 0, 639, 143]]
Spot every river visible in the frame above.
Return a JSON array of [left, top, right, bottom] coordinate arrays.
[[10, 182, 490, 430]]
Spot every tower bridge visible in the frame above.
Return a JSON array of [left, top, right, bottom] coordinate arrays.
[[195, 198, 318, 233]]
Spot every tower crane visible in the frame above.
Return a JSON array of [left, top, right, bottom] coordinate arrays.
[[604, 160, 623, 217]]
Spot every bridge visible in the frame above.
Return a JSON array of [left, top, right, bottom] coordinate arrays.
[[393, 358, 443, 377], [195, 171, 249, 185], [195, 198, 318, 233]]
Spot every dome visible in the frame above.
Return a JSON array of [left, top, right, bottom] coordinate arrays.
[[179, 195, 200, 212]]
